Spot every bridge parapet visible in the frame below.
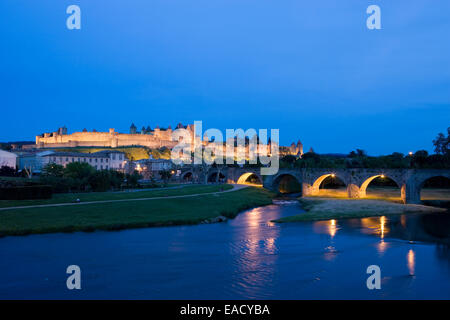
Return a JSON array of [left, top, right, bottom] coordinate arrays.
[[179, 165, 449, 204]]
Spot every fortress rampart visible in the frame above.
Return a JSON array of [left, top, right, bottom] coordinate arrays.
[[31, 124, 305, 157], [35, 126, 184, 149]]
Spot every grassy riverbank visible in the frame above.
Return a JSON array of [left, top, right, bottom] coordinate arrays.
[[0, 187, 275, 236], [0, 184, 232, 208], [275, 197, 447, 223]]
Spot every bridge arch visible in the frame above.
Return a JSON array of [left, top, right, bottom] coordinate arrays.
[[207, 171, 226, 183], [305, 173, 347, 197], [237, 172, 263, 185], [312, 173, 346, 190], [418, 175, 450, 203], [272, 173, 302, 194], [359, 174, 402, 199], [181, 171, 193, 182]]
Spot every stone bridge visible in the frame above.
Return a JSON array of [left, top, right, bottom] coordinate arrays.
[[179, 166, 450, 204]]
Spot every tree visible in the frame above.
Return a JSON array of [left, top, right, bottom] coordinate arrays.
[[411, 150, 428, 168], [42, 163, 64, 177], [0, 143, 12, 151], [281, 155, 297, 164], [0, 166, 16, 177], [356, 149, 367, 157], [109, 170, 125, 189], [126, 171, 141, 188], [64, 162, 95, 180], [64, 162, 95, 191], [89, 170, 112, 192], [159, 170, 172, 184], [433, 127, 450, 155]]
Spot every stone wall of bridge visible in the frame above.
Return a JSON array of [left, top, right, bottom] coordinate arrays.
[[178, 166, 450, 204]]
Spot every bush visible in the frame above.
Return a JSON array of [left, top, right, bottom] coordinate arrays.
[[89, 170, 113, 192], [0, 185, 52, 200], [0, 166, 17, 177]]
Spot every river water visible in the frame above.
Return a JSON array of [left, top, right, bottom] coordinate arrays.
[[0, 200, 449, 299]]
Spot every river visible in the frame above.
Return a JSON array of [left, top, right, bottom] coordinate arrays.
[[0, 200, 449, 299]]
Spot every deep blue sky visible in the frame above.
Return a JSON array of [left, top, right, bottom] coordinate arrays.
[[1, 0, 449, 155]]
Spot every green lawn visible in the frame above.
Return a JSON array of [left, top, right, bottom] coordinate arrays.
[[0, 184, 233, 208], [0, 187, 275, 236]]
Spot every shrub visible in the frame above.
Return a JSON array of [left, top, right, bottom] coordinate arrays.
[[0, 166, 17, 177], [0, 185, 52, 200]]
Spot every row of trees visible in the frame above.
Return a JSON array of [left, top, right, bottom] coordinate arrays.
[[40, 162, 141, 193], [280, 149, 450, 169], [279, 128, 450, 169]]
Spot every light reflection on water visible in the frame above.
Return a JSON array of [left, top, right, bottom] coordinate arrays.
[[408, 249, 416, 276], [0, 200, 449, 299]]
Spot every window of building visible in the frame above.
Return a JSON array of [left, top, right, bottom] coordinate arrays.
[[112, 154, 116, 160]]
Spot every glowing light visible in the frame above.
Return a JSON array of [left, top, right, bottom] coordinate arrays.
[[380, 216, 386, 239], [380, 174, 385, 178], [407, 249, 415, 276], [401, 215, 406, 227], [408, 151, 413, 156], [265, 238, 276, 254], [331, 174, 336, 178], [329, 219, 337, 238], [377, 240, 388, 255]]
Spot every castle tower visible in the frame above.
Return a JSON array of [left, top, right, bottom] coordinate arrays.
[[290, 142, 296, 154], [130, 123, 137, 134], [297, 140, 303, 155], [57, 126, 67, 135], [154, 126, 160, 138]]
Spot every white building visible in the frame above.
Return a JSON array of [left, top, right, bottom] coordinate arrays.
[[0, 150, 18, 169], [42, 150, 127, 171]]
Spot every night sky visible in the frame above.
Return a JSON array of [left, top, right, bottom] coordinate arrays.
[[1, 0, 449, 155]]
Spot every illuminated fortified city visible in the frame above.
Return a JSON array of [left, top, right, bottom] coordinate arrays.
[[32, 123, 305, 157]]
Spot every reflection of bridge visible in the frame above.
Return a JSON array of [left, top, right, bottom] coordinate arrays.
[[179, 166, 450, 204]]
